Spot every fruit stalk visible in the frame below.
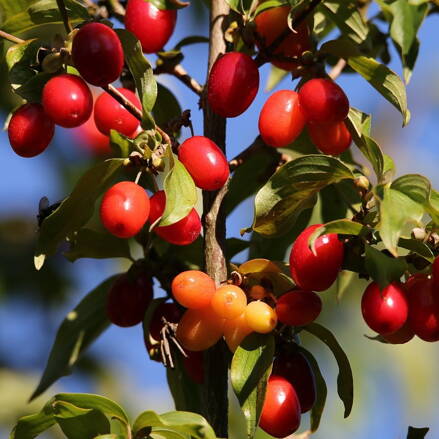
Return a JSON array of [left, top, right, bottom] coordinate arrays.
[[201, 0, 230, 436]]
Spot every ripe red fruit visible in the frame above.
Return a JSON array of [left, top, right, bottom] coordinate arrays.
[[273, 351, 317, 413], [307, 120, 352, 155], [299, 78, 350, 123], [100, 181, 150, 238], [254, 5, 311, 72], [289, 224, 344, 292], [8, 103, 54, 157], [207, 52, 259, 118], [149, 191, 201, 246], [259, 90, 306, 148], [183, 350, 204, 384], [361, 282, 408, 335], [72, 22, 124, 86], [94, 88, 141, 136], [125, 0, 177, 54], [107, 272, 153, 327], [276, 290, 322, 327], [259, 375, 301, 437], [432, 256, 439, 288], [406, 275, 439, 342], [178, 136, 229, 191], [149, 302, 182, 341], [42, 74, 93, 128], [383, 322, 415, 344]]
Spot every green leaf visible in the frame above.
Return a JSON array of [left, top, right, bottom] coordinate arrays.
[[30, 276, 117, 400], [35, 159, 124, 267], [398, 238, 434, 262], [265, 65, 288, 91], [407, 426, 429, 439], [63, 228, 132, 262], [110, 130, 134, 158], [146, 0, 190, 10], [254, 0, 288, 17], [304, 323, 353, 418], [161, 148, 197, 226], [322, 39, 409, 126], [173, 35, 209, 50], [153, 83, 182, 130], [364, 245, 407, 289], [231, 333, 275, 439], [226, 0, 255, 15], [0, 0, 89, 35], [94, 436, 125, 439], [251, 155, 354, 236], [115, 29, 157, 129], [10, 401, 55, 439], [227, 238, 250, 260], [321, 0, 369, 45]]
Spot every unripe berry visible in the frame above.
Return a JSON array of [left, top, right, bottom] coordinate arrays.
[[107, 272, 153, 327], [8, 103, 54, 157], [125, 0, 177, 54], [178, 136, 229, 191], [299, 78, 349, 123], [307, 120, 352, 155], [275, 289, 322, 326], [245, 301, 277, 334], [72, 22, 124, 86], [149, 191, 201, 246], [94, 88, 141, 136], [171, 270, 216, 309], [100, 181, 150, 238], [259, 90, 306, 148], [211, 285, 247, 319], [223, 312, 253, 352], [259, 375, 301, 438], [42, 74, 93, 128], [361, 282, 408, 335], [289, 224, 344, 292], [207, 52, 259, 118]]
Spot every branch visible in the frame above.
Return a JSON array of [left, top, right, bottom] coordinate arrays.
[[328, 58, 347, 80], [154, 63, 203, 96], [56, 0, 73, 33], [0, 30, 25, 44]]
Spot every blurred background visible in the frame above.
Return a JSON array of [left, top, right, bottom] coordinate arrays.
[[1, 1, 439, 438]]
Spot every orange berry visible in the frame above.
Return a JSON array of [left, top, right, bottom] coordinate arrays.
[[171, 270, 216, 309], [224, 312, 253, 352], [248, 285, 268, 300], [245, 301, 277, 334], [176, 307, 225, 351], [211, 285, 247, 319]]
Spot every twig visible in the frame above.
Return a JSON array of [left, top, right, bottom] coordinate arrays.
[[328, 58, 347, 80], [154, 63, 203, 96], [0, 30, 25, 44], [56, 0, 73, 33]]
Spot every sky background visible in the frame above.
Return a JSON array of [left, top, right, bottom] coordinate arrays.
[[1, 2, 439, 439]]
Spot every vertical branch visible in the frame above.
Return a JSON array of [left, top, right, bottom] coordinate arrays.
[[202, 1, 230, 437], [56, 0, 73, 33]]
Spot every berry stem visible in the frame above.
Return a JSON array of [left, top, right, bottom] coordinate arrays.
[[56, 0, 73, 34], [0, 30, 25, 44]]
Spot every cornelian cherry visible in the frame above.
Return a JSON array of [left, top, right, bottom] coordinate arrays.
[[432, 256, 439, 288], [361, 282, 408, 335], [94, 88, 141, 136], [307, 120, 352, 155], [42, 74, 93, 128], [223, 312, 253, 352], [100, 181, 150, 238], [125, 0, 177, 54], [299, 78, 349, 123], [107, 272, 153, 327], [254, 5, 311, 72], [149, 191, 201, 245], [149, 302, 182, 341], [245, 301, 277, 334], [383, 322, 415, 344], [72, 22, 124, 86], [259, 90, 306, 148], [211, 285, 247, 319], [289, 224, 344, 292], [207, 52, 259, 118], [178, 136, 229, 191], [276, 290, 322, 326], [273, 351, 316, 413], [8, 103, 54, 157], [171, 270, 216, 309], [259, 375, 301, 437]]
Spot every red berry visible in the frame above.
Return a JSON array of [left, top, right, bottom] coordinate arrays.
[[42, 74, 93, 128], [72, 22, 124, 86], [183, 350, 204, 384], [273, 351, 316, 413], [307, 120, 352, 155], [276, 290, 322, 327], [299, 78, 349, 123], [254, 6, 311, 72], [149, 191, 201, 246], [259, 375, 301, 438], [361, 282, 408, 335], [8, 103, 54, 157], [107, 272, 153, 327], [406, 275, 439, 342], [207, 52, 259, 118], [432, 256, 439, 288], [100, 181, 150, 238], [149, 302, 182, 341], [94, 88, 141, 136], [125, 0, 177, 54], [289, 224, 344, 292], [383, 322, 415, 344], [258, 90, 306, 148], [178, 136, 229, 191]]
